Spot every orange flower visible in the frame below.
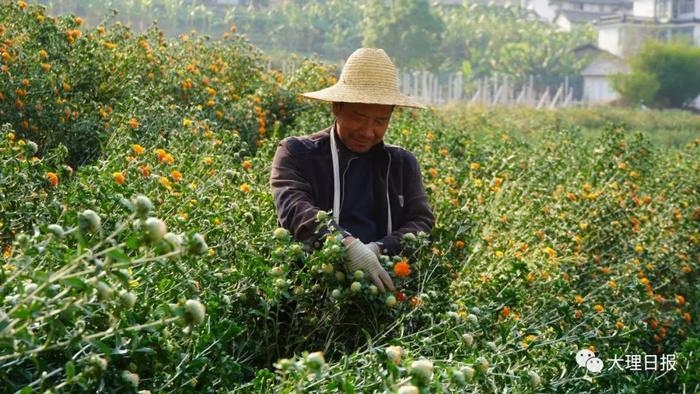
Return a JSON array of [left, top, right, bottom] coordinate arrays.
[[170, 170, 182, 182], [112, 172, 125, 185], [242, 160, 252, 170], [574, 310, 583, 319], [409, 296, 423, 308], [594, 304, 604, 313], [395, 291, 405, 302], [428, 168, 438, 177], [128, 118, 139, 129], [683, 312, 692, 323], [454, 240, 465, 249], [163, 153, 174, 165], [46, 172, 58, 187], [239, 183, 250, 193], [649, 319, 659, 329], [501, 306, 510, 318], [131, 144, 144, 155], [393, 261, 411, 277], [139, 164, 150, 177], [676, 295, 685, 306]]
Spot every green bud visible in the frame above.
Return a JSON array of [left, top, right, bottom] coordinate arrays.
[[184, 299, 206, 325], [79, 209, 101, 233], [144, 217, 167, 242], [95, 281, 113, 301], [188, 233, 208, 255], [133, 195, 153, 218], [47, 224, 64, 238]]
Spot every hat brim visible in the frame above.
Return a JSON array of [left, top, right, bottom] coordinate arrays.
[[300, 84, 427, 109]]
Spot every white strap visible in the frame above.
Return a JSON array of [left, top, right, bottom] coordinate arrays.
[[330, 124, 341, 225], [330, 123, 392, 237]]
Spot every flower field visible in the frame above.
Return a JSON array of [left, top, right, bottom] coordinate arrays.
[[1, 2, 699, 393]]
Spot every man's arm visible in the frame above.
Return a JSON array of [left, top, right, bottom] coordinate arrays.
[[375, 152, 435, 256], [270, 139, 351, 250]]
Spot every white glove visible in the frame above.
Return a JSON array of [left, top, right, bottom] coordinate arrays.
[[345, 238, 395, 293], [366, 242, 381, 258]]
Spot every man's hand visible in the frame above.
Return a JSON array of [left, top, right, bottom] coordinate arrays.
[[344, 238, 395, 293], [343, 236, 381, 257], [366, 242, 381, 257]]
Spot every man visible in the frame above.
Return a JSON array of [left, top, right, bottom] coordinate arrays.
[[269, 48, 435, 293]]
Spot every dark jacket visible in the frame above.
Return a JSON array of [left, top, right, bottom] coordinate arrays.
[[269, 125, 435, 256]]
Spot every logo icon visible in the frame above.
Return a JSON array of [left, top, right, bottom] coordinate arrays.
[[576, 349, 604, 374]]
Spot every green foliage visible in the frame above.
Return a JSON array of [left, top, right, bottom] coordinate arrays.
[[0, 2, 320, 169], [439, 3, 595, 86], [1, 3, 698, 393], [613, 39, 700, 108], [361, 0, 445, 69], [611, 70, 660, 106], [34, 0, 596, 88]]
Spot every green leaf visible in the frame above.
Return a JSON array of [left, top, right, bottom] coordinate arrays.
[[62, 277, 87, 290], [65, 361, 75, 380], [107, 249, 130, 263]]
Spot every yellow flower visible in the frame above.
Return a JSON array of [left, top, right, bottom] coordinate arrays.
[[470, 162, 480, 170], [128, 118, 139, 129], [616, 321, 624, 329], [635, 244, 644, 254], [202, 156, 213, 165], [183, 118, 192, 127], [131, 144, 144, 155], [594, 304, 604, 313], [239, 183, 250, 193], [159, 176, 172, 190], [544, 247, 556, 259]]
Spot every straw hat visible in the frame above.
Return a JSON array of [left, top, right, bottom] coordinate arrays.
[[300, 48, 426, 109]]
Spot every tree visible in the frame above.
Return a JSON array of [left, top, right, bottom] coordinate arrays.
[[361, 0, 445, 70], [612, 39, 700, 108]]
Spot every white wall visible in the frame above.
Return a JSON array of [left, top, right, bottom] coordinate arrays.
[[556, 15, 573, 31], [598, 26, 622, 56], [695, 25, 700, 45], [584, 77, 619, 102], [633, 0, 656, 17], [696, 0, 700, 18], [527, 0, 557, 21]]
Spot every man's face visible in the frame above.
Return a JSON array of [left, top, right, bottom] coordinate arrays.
[[332, 102, 394, 153]]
